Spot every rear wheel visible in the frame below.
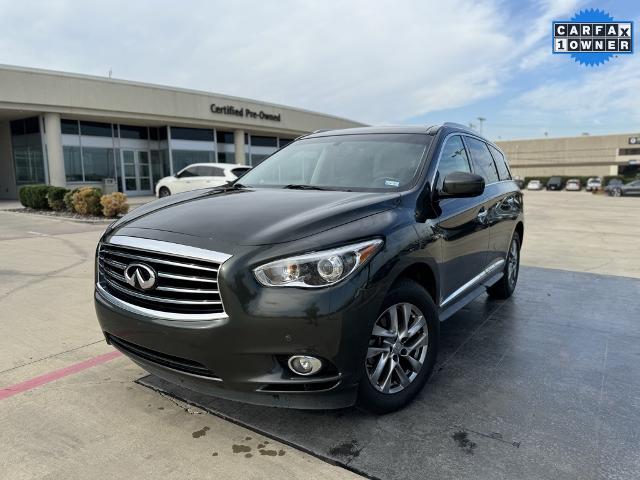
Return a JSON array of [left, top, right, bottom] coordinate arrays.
[[358, 279, 439, 413], [158, 187, 171, 198], [487, 231, 520, 299], [611, 188, 623, 197]]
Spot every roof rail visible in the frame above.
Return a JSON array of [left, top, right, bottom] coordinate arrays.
[[442, 122, 478, 134], [293, 128, 333, 142]]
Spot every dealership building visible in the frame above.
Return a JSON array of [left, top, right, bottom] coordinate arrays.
[[497, 133, 640, 179], [0, 65, 364, 199]]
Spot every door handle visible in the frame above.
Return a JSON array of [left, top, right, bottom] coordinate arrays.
[[477, 207, 488, 223]]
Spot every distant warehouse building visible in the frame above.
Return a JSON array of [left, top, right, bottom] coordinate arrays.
[[497, 133, 640, 179], [0, 65, 364, 199]]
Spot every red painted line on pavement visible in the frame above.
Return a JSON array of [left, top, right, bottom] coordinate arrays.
[[0, 350, 122, 400]]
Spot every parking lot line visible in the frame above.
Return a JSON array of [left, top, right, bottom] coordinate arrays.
[[0, 350, 121, 400]]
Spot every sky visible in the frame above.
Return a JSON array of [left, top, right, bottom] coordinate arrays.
[[0, 0, 638, 140]]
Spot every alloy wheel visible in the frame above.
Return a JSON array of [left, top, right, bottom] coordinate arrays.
[[366, 302, 428, 394], [507, 238, 519, 287]]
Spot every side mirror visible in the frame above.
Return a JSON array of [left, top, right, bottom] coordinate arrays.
[[441, 171, 485, 198]]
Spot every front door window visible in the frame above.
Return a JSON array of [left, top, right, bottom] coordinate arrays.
[[121, 150, 153, 195]]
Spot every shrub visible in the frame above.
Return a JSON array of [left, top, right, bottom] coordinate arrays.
[[100, 192, 129, 218], [72, 187, 103, 216], [18, 185, 53, 209], [46, 187, 69, 211], [63, 188, 79, 212]]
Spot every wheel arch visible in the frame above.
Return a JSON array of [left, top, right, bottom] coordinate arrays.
[[390, 262, 438, 305], [515, 221, 524, 247]]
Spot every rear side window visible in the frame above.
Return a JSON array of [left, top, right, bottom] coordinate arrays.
[[436, 135, 471, 189], [488, 145, 511, 181], [465, 137, 499, 184], [231, 167, 251, 178], [195, 166, 224, 176], [178, 167, 198, 178]]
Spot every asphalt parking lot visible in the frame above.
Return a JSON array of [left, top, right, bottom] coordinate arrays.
[[1, 191, 639, 479]]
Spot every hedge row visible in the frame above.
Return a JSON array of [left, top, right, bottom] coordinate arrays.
[[18, 185, 129, 218]]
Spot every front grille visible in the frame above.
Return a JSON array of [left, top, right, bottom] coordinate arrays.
[[98, 242, 224, 316], [107, 334, 219, 379]]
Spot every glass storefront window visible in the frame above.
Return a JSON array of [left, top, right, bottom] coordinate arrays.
[[216, 131, 234, 144], [80, 121, 113, 137], [171, 150, 215, 172], [119, 124, 148, 140], [171, 127, 214, 142], [251, 136, 277, 147], [63, 146, 115, 182], [11, 117, 46, 184], [61, 119, 80, 135], [82, 147, 115, 181], [63, 146, 83, 182]]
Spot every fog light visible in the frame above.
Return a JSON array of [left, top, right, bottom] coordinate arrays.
[[288, 355, 322, 376]]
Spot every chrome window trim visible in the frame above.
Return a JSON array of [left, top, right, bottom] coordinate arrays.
[[97, 235, 232, 321], [440, 258, 505, 308], [430, 131, 513, 191]]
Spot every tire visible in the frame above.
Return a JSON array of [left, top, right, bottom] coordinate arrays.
[[612, 188, 622, 197], [487, 231, 521, 299], [358, 279, 439, 414], [158, 187, 171, 198]]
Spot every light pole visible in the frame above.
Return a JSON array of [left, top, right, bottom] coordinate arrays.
[[477, 117, 486, 135]]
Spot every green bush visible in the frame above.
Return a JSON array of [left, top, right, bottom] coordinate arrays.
[[64, 188, 79, 212], [100, 192, 129, 218], [18, 185, 53, 209], [72, 187, 103, 216], [46, 187, 69, 211]]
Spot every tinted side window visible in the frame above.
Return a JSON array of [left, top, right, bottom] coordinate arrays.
[[437, 135, 471, 189], [465, 137, 499, 184], [178, 167, 198, 178], [488, 144, 511, 180]]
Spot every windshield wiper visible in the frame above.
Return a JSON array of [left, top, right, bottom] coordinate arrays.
[[282, 184, 334, 191]]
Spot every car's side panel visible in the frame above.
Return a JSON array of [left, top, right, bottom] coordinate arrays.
[[484, 182, 523, 267]]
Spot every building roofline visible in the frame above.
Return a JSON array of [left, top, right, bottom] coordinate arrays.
[[497, 131, 640, 143], [0, 64, 367, 127]]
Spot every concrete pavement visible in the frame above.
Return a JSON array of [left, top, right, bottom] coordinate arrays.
[[0, 190, 638, 479]]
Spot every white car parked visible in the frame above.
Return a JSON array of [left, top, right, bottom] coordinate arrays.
[[526, 179, 543, 190], [155, 163, 251, 197]]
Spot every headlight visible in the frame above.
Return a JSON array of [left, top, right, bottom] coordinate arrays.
[[253, 239, 383, 288]]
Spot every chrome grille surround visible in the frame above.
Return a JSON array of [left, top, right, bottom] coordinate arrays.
[[96, 236, 232, 321]]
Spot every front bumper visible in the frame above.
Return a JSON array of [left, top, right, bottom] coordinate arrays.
[[95, 264, 381, 409]]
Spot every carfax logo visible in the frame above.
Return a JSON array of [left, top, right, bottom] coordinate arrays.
[[552, 9, 633, 66]]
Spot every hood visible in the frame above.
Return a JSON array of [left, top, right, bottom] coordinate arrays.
[[111, 187, 400, 246]]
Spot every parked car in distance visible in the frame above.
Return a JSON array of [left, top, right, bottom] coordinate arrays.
[[565, 178, 581, 191], [607, 178, 623, 188], [95, 123, 523, 413], [546, 176, 563, 191], [155, 163, 252, 197], [527, 179, 543, 190], [605, 179, 640, 197], [585, 177, 602, 192]]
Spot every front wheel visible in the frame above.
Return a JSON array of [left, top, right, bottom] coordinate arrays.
[[611, 188, 622, 197], [487, 231, 521, 299], [158, 186, 171, 198], [358, 279, 439, 414]]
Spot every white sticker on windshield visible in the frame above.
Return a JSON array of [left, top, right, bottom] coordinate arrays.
[[385, 179, 400, 187]]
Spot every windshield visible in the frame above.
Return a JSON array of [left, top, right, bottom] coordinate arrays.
[[238, 133, 431, 192]]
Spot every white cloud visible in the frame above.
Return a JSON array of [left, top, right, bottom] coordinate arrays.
[[0, 0, 583, 124], [509, 54, 640, 126]]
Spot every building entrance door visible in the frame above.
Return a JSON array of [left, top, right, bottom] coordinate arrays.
[[121, 150, 153, 195]]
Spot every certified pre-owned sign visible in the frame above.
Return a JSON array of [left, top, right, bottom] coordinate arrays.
[[553, 9, 633, 66], [210, 104, 281, 122]]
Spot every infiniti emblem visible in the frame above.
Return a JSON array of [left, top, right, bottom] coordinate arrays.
[[123, 263, 157, 291]]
